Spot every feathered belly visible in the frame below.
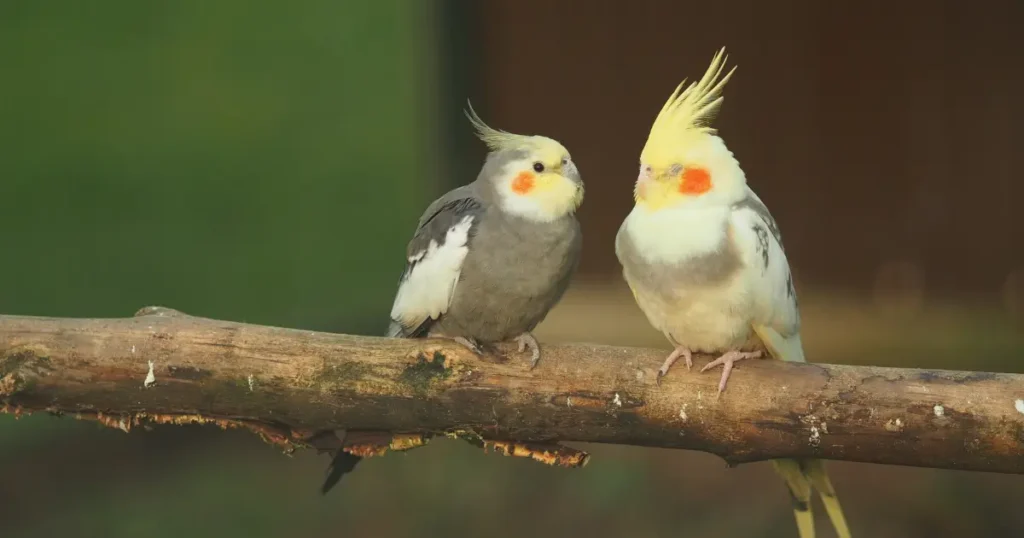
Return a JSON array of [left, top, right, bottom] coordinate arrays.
[[435, 237, 577, 342], [616, 210, 763, 354], [627, 272, 762, 353]]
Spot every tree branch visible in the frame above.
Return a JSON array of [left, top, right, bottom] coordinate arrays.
[[2, 308, 1022, 475]]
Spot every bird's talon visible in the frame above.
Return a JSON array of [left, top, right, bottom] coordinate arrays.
[[453, 336, 484, 356], [514, 333, 541, 369], [528, 347, 541, 369]]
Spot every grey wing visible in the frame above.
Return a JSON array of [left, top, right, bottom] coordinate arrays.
[[386, 191, 485, 337], [730, 187, 801, 339]]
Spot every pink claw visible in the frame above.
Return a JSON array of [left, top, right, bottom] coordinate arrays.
[[699, 350, 763, 394], [655, 347, 692, 384]]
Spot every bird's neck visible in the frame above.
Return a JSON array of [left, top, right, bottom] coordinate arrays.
[[625, 204, 731, 264]]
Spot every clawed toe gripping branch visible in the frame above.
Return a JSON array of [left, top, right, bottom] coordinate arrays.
[[2, 306, 1022, 492]]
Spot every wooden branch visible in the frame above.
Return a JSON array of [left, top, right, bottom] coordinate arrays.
[[2, 308, 1023, 477]]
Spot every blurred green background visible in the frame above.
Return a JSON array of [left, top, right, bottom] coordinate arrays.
[[2, 2, 1023, 538], [0, 1, 431, 328]]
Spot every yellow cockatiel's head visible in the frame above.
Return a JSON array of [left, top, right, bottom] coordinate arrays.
[[635, 48, 748, 211]]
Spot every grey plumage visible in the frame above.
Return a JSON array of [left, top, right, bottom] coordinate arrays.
[[752, 223, 770, 271], [387, 147, 582, 350]]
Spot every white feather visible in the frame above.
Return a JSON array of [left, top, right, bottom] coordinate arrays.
[[389, 215, 475, 331], [497, 178, 580, 223], [621, 203, 730, 264], [498, 194, 563, 223]]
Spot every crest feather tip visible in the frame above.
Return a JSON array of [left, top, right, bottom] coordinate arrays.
[[463, 100, 534, 153], [644, 46, 738, 157]]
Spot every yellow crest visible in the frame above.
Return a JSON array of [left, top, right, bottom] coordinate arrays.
[[464, 101, 537, 153], [641, 47, 736, 166]]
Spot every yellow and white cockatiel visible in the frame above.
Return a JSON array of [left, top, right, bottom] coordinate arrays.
[[614, 48, 851, 538]]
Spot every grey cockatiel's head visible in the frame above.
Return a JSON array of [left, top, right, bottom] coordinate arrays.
[[466, 103, 583, 223]]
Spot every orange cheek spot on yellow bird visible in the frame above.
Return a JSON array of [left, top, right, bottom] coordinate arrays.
[[679, 167, 712, 195], [512, 172, 536, 194]]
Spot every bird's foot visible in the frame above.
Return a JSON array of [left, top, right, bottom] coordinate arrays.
[[699, 350, 763, 395], [513, 332, 542, 369], [444, 336, 508, 363], [452, 336, 484, 355], [655, 346, 692, 385]]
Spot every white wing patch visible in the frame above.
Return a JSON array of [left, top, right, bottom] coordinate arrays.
[[389, 215, 475, 331]]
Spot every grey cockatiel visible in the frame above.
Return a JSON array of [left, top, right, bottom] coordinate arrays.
[[615, 49, 851, 538], [320, 107, 583, 496], [386, 105, 584, 367]]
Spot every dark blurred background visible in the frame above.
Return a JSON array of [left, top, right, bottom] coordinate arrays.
[[2, 1, 1022, 537]]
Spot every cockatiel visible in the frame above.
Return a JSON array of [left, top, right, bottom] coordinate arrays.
[[614, 49, 851, 538], [320, 107, 584, 496], [386, 104, 584, 367]]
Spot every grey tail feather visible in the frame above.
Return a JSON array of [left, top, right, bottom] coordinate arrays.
[[320, 451, 363, 495]]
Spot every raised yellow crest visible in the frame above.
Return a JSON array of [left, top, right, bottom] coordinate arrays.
[[641, 48, 737, 166]]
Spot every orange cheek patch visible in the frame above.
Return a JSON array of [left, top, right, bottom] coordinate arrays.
[[511, 172, 535, 194], [680, 167, 712, 195]]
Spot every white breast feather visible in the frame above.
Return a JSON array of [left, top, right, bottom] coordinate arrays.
[[390, 215, 475, 329], [621, 204, 730, 264]]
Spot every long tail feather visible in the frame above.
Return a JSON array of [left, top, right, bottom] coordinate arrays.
[[804, 459, 852, 538], [321, 451, 363, 495], [772, 458, 852, 538], [772, 459, 816, 538]]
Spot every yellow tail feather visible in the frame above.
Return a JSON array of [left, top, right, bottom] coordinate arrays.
[[751, 323, 806, 364], [754, 327, 849, 536], [805, 459, 852, 538], [772, 459, 816, 538], [772, 459, 851, 538]]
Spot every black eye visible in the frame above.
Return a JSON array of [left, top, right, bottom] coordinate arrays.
[[532, 162, 545, 173]]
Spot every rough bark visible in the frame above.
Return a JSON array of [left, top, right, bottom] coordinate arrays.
[[2, 307, 1023, 474]]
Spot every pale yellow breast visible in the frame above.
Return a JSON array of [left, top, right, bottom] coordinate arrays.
[[626, 268, 761, 353], [617, 204, 767, 353]]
